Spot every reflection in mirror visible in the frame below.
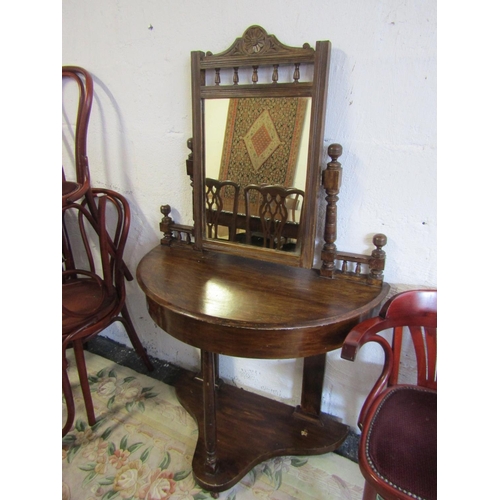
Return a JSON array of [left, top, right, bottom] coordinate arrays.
[[204, 97, 311, 251], [244, 184, 304, 252], [205, 178, 240, 241]]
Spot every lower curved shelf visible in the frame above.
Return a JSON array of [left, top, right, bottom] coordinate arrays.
[[174, 371, 349, 493]]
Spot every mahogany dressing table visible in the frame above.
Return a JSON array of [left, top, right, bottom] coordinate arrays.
[[137, 26, 389, 495]]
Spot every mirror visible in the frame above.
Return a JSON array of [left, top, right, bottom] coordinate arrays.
[[190, 26, 331, 268], [204, 97, 311, 251]]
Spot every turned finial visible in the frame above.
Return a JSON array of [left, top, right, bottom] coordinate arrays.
[[327, 143, 343, 162], [160, 204, 174, 246], [373, 233, 387, 249], [161, 204, 172, 220], [369, 233, 387, 282]]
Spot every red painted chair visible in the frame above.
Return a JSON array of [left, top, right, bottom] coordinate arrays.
[[62, 189, 153, 436], [341, 289, 437, 500]]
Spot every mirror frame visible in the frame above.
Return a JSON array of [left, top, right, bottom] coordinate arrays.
[[190, 26, 331, 268]]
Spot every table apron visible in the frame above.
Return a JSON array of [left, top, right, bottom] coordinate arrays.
[[146, 296, 375, 359]]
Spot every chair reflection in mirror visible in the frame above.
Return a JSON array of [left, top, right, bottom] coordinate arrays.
[[243, 184, 304, 251], [205, 178, 240, 241]]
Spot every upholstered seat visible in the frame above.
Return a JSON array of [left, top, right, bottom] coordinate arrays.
[[363, 386, 437, 500]]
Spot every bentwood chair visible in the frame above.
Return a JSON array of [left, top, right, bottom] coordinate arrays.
[[62, 66, 135, 282], [341, 289, 437, 500], [62, 189, 153, 436], [62, 66, 97, 217], [243, 184, 304, 251]]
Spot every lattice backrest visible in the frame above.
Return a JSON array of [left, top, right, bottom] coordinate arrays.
[[205, 178, 240, 240], [244, 184, 304, 249]]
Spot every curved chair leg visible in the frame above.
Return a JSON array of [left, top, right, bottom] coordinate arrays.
[[62, 355, 75, 437], [119, 304, 154, 371], [73, 339, 96, 426], [362, 481, 379, 500]]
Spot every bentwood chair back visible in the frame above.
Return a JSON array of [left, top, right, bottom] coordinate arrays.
[[62, 66, 96, 216], [62, 188, 153, 436]]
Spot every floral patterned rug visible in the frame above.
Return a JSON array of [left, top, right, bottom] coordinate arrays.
[[62, 350, 365, 500]]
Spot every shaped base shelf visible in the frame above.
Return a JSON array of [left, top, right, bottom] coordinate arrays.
[[174, 372, 349, 494]]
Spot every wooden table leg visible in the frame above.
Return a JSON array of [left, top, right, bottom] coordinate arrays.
[[202, 350, 218, 474], [295, 353, 326, 422], [195, 353, 221, 386]]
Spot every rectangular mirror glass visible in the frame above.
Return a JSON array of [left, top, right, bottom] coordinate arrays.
[[204, 97, 311, 253]]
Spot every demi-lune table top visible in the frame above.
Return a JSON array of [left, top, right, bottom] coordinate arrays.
[[137, 244, 390, 359]]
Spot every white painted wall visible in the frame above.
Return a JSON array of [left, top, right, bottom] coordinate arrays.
[[62, 0, 436, 432]]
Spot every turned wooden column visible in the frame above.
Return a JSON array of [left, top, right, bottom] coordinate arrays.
[[160, 204, 174, 246], [320, 144, 343, 278], [201, 350, 218, 475], [369, 233, 387, 284]]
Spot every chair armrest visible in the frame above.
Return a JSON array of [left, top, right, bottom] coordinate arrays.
[[342, 289, 437, 429], [341, 316, 395, 429], [341, 317, 386, 361]]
